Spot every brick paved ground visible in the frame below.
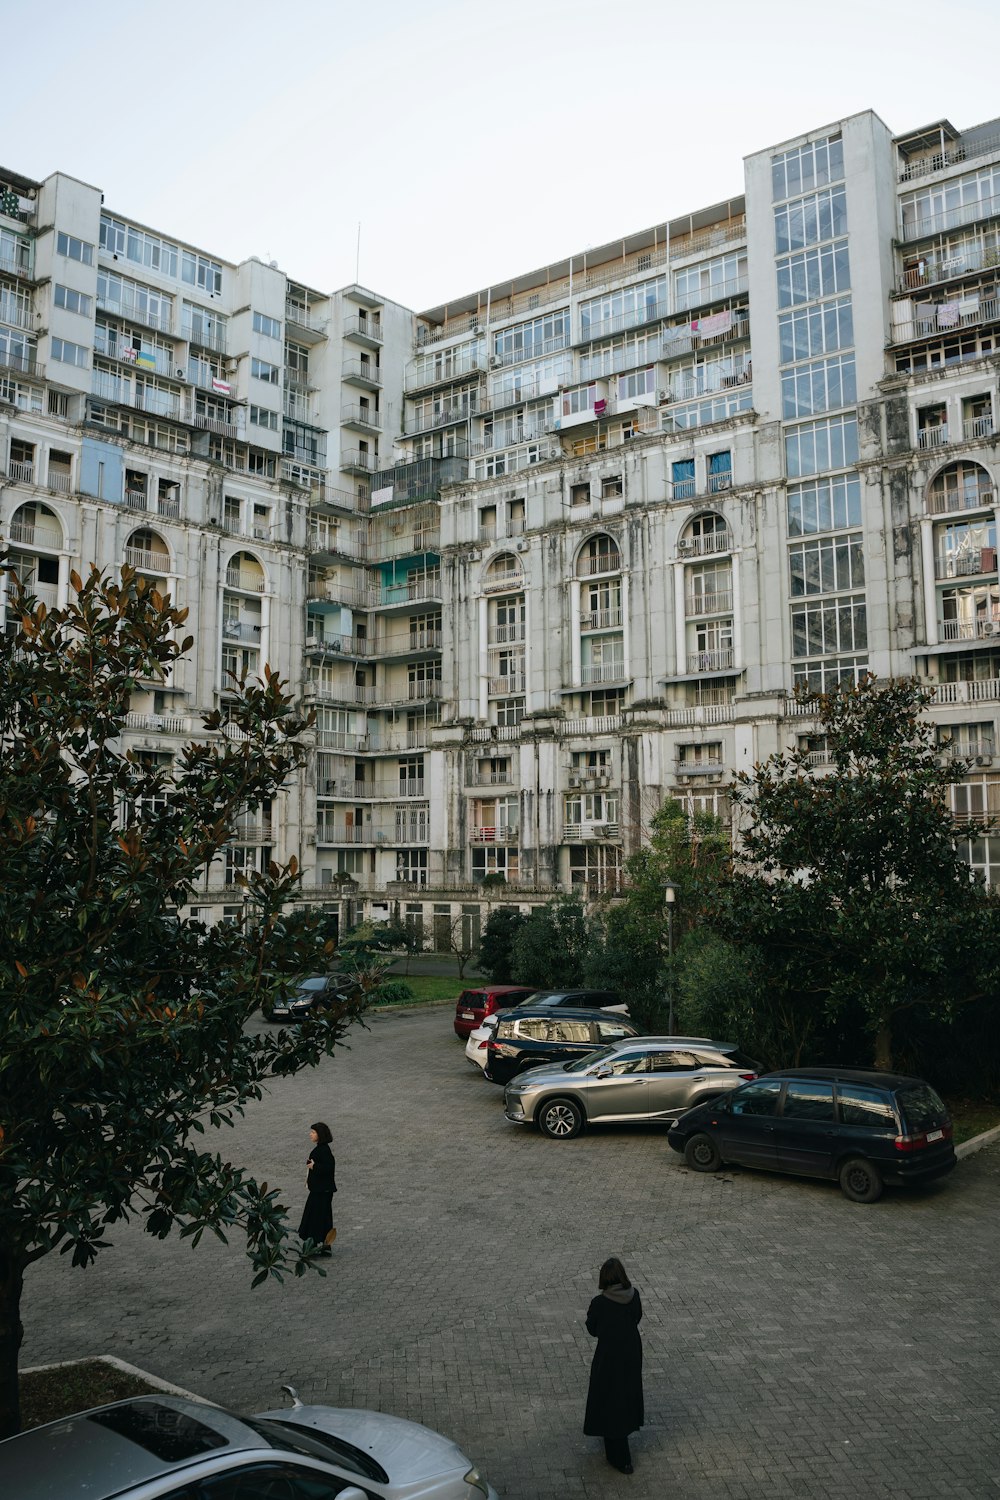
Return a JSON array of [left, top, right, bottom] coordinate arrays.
[[22, 1005, 1000, 1499]]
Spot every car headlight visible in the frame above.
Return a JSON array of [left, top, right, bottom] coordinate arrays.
[[464, 1466, 489, 1496]]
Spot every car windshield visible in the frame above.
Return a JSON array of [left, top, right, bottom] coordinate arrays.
[[240, 1417, 389, 1483], [897, 1082, 949, 1132], [564, 1046, 612, 1073], [296, 978, 328, 994]]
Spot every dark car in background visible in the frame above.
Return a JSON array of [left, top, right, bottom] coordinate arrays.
[[511, 988, 627, 1014], [668, 1066, 957, 1202], [453, 984, 537, 1039], [270, 973, 357, 1022], [484, 1007, 639, 1086]]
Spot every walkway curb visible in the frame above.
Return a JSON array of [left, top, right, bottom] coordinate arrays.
[[956, 1121, 1000, 1160], [22, 1355, 206, 1404]]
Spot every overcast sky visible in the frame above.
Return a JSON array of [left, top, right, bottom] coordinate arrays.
[[10, 0, 1000, 312]]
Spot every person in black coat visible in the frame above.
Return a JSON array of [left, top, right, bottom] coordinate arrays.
[[584, 1255, 644, 1474], [297, 1121, 337, 1256]]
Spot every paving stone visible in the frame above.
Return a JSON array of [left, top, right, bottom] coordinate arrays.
[[20, 1006, 1000, 1499]]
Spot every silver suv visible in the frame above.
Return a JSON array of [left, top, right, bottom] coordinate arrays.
[[503, 1036, 759, 1140]]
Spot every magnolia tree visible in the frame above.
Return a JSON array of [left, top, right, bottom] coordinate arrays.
[[727, 676, 1000, 1070], [0, 564, 374, 1436]]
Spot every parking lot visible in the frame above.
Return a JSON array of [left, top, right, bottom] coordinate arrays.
[[23, 1003, 1000, 1500]]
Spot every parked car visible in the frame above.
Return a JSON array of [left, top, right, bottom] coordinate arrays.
[[0, 1391, 498, 1499], [485, 1007, 640, 1086], [511, 987, 628, 1014], [667, 1066, 957, 1202], [465, 1014, 499, 1072], [453, 984, 537, 1039], [503, 1036, 759, 1138], [270, 973, 356, 1022]]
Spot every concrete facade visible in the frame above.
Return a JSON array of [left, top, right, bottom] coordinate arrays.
[[4, 105, 1000, 929]]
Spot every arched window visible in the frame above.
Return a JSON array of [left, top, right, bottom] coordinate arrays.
[[680, 512, 731, 558], [577, 534, 621, 577], [927, 461, 994, 517], [124, 528, 171, 573], [483, 551, 523, 594], [8, 501, 63, 551], [225, 550, 266, 593]]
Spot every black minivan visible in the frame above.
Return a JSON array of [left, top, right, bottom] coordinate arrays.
[[667, 1067, 956, 1202]]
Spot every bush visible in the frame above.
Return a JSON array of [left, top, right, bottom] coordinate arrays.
[[368, 979, 415, 1007]]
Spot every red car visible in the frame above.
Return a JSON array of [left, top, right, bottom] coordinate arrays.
[[453, 984, 537, 1039]]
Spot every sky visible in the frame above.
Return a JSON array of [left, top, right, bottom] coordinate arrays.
[[8, 0, 1000, 312]]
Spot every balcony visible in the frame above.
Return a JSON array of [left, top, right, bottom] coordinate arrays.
[[898, 240, 1000, 292], [675, 757, 725, 777], [225, 567, 266, 593], [577, 552, 622, 577], [579, 608, 622, 632], [308, 682, 380, 706], [687, 648, 735, 673], [403, 403, 478, 437], [305, 632, 376, 658], [372, 575, 442, 609], [487, 623, 526, 645], [939, 616, 1000, 642], [229, 818, 273, 844], [342, 359, 381, 390], [124, 545, 171, 573], [316, 821, 428, 847], [123, 710, 190, 734], [470, 825, 519, 845], [678, 531, 732, 557], [222, 619, 262, 642], [673, 276, 749, 316], [965, 415, 995, 441], [7, 517, 60, 548], [286, 302, 329, 340], [342, 313, 381, 346], [893, 293, 1000, 346], [96, 294, 172, 334], [341, 404, 382, 432], [918, 425, 949, 449], [47, 469, 72, 494], [91, 374, 182, 421], [936, 548, 997, 580], [7, 459, 35, 484], [488, 675, 526, 696], [0, 245, 31, 279], [578, 299, 670, 344], [686, 589, 733, 615], [189, 407, 244, 440], [370, 455, 468, 506], [0, 348, 40, 378], [341, 449, 377, 475], [0, 298, 33, 331], [468, 770, 514, 787], [308, 526, 371, 561], [563, 821, 620, 840], [901, 188, 1000, 242], [493, 334, 569, 368], [402, 679, 443, 702], [580, 661, 625, 684], [928, 483, 995, 516], [405, 351, 482, 392]]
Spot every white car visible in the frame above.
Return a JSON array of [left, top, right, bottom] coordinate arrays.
[[465, 1015, 499, 1072], [0, 1391, 499, 1499]]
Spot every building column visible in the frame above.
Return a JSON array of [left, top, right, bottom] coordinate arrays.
[[478, 595, 488, 720], [731, 554, 742, 667], [673, 560, 687, 674], [920, 517, 938, 646], [57, 554, 71, 609], [620, 572, 631, 680], [570, 578, 582, 684]]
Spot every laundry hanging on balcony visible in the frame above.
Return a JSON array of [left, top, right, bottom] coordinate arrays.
[[692, 309, 733, 338]]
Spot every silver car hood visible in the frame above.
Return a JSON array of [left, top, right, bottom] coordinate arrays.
[[255, 1404, 471, 1482], [506, 1060, 587, 1088]]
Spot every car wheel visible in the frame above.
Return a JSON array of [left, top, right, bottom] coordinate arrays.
[[838, 1156, 883, 1203], [683, 1132, 722, 1172], [537, 1098, 583, 1140]]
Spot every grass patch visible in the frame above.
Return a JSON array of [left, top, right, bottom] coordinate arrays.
[[20, 1359, 161, 1430], [947, 1098, 1000, 1145], [375, 975, 461, 1004]]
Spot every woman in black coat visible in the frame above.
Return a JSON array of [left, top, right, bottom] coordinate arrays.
[[298, 1122, 337, 1255], [584, 1255, 644, 1474]]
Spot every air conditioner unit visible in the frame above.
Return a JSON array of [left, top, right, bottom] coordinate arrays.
[[468, 549, 481, 562], [595, 773, 610, 788], [488, 355, 502, 369], [976, 754, 993, 766], [678, 539, 694, 553], [982, 622, 997, 636], [568, 772, 582, 788], [515, 538, 529, 552], [657, 389, 671, 403], [175, 367, 187, 380], [225, 359, 239, 375], [305, 635, 321, 648]]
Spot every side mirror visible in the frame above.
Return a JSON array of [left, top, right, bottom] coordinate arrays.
[[594, 1065, 612, 1079], [338, 1490, 369, 1500]]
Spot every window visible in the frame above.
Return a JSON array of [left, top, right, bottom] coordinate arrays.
[[791, 595, 866, 658], [773, 186, 848, 253], [788, 534, 865, 596], [707, 451, 732, 491], [837, 1085, 896, 1129], [493, 308, 570, 364], [601, 475, 623, 498], [781, 354, 856, 418], [253, 311, 281, 339], [56, 231, 94, 265], [672, 459, 695, 499], [181, 250, 222, 294], [782, 1080, 836, 1121], [731, 1080, 782, 1116], [649, 1050, 699, 1072], [494, 698, 523, 727], [673, 253, 746, 312], [580, 277, 667, 337], [785, 414, 858, 478], [776, 241, 851, 308], [251, 357, 279, 385], [51, 337, 88, 368], [787, 473, 862, 535], [250, 404, 279, 431], [772, 134, 844, 201], [779, 296, 854, 364], [395, 850, 427, 884], [570, 481, 590, 506], [53, 284, 92, 317], [100, 216, 177, 276]]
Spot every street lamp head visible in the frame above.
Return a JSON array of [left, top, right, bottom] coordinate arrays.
[[663, 882, 677, 906]]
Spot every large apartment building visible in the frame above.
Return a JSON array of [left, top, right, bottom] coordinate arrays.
[[3, 107, 1000, 940]]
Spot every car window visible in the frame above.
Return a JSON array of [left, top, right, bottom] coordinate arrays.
[[553, 1020, 596, 1043], [896, 1082, 949, 1132], [297, 978, 328, 995], [514, 1016, 553, 1040], [565, 1045, 615, 1072], [458, 991, 482, 1006], [730, 1080, 783, 1116], [782, 1080, 835, 1121], [605, 1051, 648, 1075], [596, 1020, 633, 1042], [649, 1050, 699, 1072], [193, 1464, 363, 1498], [87, 1404, 229, 1461], [837, 1084, 897, 1129]]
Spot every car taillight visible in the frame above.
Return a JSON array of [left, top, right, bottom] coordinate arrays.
[[477, 1038, 488, 1050], [487, 1039, 502, 1052], [739, 1073, 757, 1081], [895, 1123, 952, 1152]]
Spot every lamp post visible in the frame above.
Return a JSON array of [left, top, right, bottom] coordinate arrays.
[[664, 881, 677, 1035]]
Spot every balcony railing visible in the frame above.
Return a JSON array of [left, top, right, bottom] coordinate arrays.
[[563, 821, 620, 840], [47, 470, 72, 494], [580, 608, 622, 631], [123, 545, 171, 573], [91, 374, 182, 420], [97, 294, 172, 333], [342, 312, 380, 342], [342, 359, 381, 386], [341, 449, 377, 472], [225, 568, 266, 593], [0, 348, 39, 377], [686, 589, 733, 615], [123, 710, 189, 734], [579, 299, 670, 344], [0, 299, 33, 331], [965, 415, 995, 441], [918, 425, 949, 449], [405, 352, 482, 392], [229, 820, 273, 844], [898, 240, 1000, 291], [493, 334, 569, 368], [468, 770, 514, 786], [673, 275, 749, 315], [487, 623, 526, 644], [900, 132, 1000, 183], [939, 616, 1000, 641], [687, 648, 735, 672], [679, 531, 732, 557], [676, 757, 725, 776], [936, 548, 997, 579], [7, 518, 61, 548], [488, 675, 526, 695], [580, 661, 626, 684], [901, 189, 1000, 242], [482, 567, 524, 594], [470, 825, 519, 844], [577, 552, 622, 576], [893, 294, 1000, 345], [222, 619, 262, 642], [404, 403, 478, 436], [341, 404, 382, 431], [182, 322, 227, 354], [0, 247, 31, 279], [7, 459, 34, 484], [928, 484, 996, 515]]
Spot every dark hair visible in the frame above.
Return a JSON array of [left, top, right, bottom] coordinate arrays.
[[310, 1122, 332, 1144], [598, 1256, 631, 1290]]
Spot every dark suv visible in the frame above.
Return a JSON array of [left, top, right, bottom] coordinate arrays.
[[668, 1067, 956, 1202], [485, 1007, 639, 1086], [511, 988, 626, 1014]]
